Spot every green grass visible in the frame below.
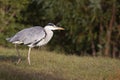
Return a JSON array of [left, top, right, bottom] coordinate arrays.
[[0, 47, 120, 80]]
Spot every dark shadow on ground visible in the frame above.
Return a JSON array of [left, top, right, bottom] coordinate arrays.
[[0, 63, 66, 80], [0, 55, 25, 62]]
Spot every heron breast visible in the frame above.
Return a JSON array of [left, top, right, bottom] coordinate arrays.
[[36, 39, 46, 46]]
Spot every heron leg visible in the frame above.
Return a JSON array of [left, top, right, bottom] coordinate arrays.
[[28, 47, 32, 65], [15, 44, 21, 64]]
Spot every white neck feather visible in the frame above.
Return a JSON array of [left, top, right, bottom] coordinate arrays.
[[44, 28, 53, 43]]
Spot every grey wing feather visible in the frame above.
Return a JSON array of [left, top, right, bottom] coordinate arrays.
[[9, 26, 46, 45]]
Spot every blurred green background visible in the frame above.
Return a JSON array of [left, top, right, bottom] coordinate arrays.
[[0, 0, 120, 57]]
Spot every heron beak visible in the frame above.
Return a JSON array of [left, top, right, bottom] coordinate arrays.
[[55, 27, 64, 30]]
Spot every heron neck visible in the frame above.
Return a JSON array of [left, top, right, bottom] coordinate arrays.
[[44, 28, 53, 43]]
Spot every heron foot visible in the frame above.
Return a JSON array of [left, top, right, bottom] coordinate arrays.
[[16, 58, 21, 64]]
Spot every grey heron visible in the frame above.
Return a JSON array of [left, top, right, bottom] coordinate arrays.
[[7, 23, 64, 65]]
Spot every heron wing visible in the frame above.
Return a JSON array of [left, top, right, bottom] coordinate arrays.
[[9, 26, 46, 45]]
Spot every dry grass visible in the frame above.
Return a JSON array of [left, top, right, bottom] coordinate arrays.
[[0, 47, 120, 80]]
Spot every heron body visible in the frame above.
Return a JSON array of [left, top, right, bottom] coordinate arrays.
[[7, 23, 64, 65], [9, 26, 53, 47]]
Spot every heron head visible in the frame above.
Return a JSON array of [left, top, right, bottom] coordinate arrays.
[[45, 23, 64, 30]]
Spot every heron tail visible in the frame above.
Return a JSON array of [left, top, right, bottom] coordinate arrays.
[[6, 38, 11, 41]]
